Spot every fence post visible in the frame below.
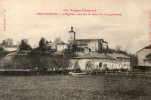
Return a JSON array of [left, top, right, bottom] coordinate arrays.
[[116, 71, 117, 76], [127, 71, 129, 76], [106, 70, 107, 75], [96, 70, 97, 75]]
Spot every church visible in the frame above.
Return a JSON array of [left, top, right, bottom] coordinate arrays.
[[67, 27, 130, 71], [68, 27, 108, 55]]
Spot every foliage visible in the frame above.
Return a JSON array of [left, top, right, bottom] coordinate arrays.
[[115, 45, 121, 51], [53, 37, 64, 45], [129, 53, 138, 67], [0, 46, 3, 51], [39, 38, 46, 50], [1, 38, 13, 46], [145, 54, 151, 62], [6, 50, 70, 70], [19, 39, 32, 51], [38, 37, 51, 51]]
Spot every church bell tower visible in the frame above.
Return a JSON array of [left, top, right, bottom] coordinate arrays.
[[68, 26, 76, 42]]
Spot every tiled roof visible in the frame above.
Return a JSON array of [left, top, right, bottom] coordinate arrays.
[[144, 45, 151, 49], [109, 53, 130, 59], [73, 52, 115, 60], [137, 45, 151, 53], [74, 39, 108, 43]]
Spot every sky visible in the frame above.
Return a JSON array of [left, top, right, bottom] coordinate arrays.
[[0, 0, 151, 53]]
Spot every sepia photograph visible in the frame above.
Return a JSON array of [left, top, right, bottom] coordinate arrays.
[[0, 0, 151, 100]]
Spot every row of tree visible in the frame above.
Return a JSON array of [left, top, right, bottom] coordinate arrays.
[[1, 37, 73, 70], [1, 37, 140, 70]]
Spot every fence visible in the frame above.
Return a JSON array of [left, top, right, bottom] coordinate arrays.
[[0, 69, 151, 77], [92, 70, 151, 77]]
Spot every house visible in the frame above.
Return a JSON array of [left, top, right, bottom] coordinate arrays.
[[3, 45, 18, 52], [136, 45, 151, 67], [74, 39, 108, 52], [109, 53, 130, 70], [56, 43, 68, 52], [69, 52, 130, 70]]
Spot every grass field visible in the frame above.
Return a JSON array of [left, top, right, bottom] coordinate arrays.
[[0, 75, 151, 100]]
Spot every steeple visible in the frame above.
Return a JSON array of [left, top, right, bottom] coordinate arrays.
[[71, 26, 73, 31], [69, 26, 75, 33], [68, 26, 76, 41]]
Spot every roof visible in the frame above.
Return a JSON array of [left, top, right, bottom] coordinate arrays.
[[57, 43, 68, 45], [73, 39, 108, 46], [72, 52, 115, 60], [3, 45, 18, 48], [74, 39, 107, 42], [144, 45, 151, 49], [109, 53, 130, 59], [69, 26, 75, 33], [137, 45, 151, 53]]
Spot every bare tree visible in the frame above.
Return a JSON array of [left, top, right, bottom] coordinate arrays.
[[1, 38, 13, 46], [53, 37, 64, 45], [115, 45, 121, 51]]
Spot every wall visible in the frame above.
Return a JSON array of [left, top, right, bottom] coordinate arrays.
[[137, 49, 151, 66], [116, 58, 130, 70], [87, 41, 98, 52], [57, 44, 68, 52], [69, 58, 130, 71]]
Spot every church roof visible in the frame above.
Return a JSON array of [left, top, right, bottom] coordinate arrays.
[[74, 39, 107, 43]]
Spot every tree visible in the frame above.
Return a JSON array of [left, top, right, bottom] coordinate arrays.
[[39, 37, 46, 50], [115, 45, 121, 51], [38, 38, 52, 51], [0, 43, 3, 51], [1, 38, 13, 46], [129, 53, 138, 68], [1, 40, 7, 46], [19, 39, 32, 51], [53, 37, 64, 45]]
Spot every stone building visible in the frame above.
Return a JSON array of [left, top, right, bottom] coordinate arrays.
[[109, 53, 130, 69], [68, 27, 108, 55], [137, 45, 151, 67], [69, 52, 130, 70], [56, 43, 68, 52]]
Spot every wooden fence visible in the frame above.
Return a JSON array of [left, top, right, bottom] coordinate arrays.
[[0, 69, 151, 77], [92, 70, 151, 77]]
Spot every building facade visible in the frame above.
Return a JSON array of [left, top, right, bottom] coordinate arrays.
[[137, 45, 151, 67], [69, 52, 130, 70], [56, 43, 68, 52], [68, 27, 108, 55], [109, 53, 130, 70]]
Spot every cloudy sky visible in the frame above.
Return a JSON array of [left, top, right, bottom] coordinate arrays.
[[0, 0, 151, 53]]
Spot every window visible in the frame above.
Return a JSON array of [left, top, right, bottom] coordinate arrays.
[[89, 49, 91, 52], [99, 63, 102, 68]]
